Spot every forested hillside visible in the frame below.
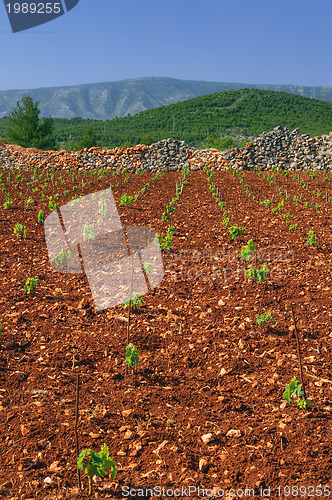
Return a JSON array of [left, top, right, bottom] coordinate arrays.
[[1, 88, 332, 150]]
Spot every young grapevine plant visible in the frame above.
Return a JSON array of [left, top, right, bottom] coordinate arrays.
[[239, 239, 256, 260], [122, 292, 144, 310], [246, 263, 269, 282], [37, 210, 45, 224], [78, 444, 117, 497], [229, 226, 247, 240], [13, 223, 28, 239], [257, 310, 275, 326], [24, 277, 39, 295], [306, 230, 318, 247], [157, 226, 175, 250], [119, 194, 134, 206], [125, 343, 139, 373], [283, 377, 311, 409]]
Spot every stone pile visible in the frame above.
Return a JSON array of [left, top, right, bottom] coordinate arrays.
[[189, 126, 332, 171], [1, 126, 332, 172], [0, 138, 191, 172], [77, 138, 191, 172]]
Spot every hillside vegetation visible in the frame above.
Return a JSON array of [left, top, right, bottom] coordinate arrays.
[[1, 88, 332, 150], [1, 76, 332, 121]]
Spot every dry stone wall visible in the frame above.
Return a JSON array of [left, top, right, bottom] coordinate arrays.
[[1, 126, 332, 172], [190, 126, 332, 171]]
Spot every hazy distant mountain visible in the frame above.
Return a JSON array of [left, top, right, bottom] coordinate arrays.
[[1, 76, 332, 120]]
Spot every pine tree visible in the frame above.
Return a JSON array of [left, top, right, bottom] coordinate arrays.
[[77, 125, 100, 149], [6, 95, 57, 150]]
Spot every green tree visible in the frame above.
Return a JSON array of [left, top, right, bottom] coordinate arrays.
[[77, 125, 100, 149], [6, 95, 57, 150], [140, 133, 154, 145]]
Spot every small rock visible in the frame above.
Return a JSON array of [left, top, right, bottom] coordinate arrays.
[[123, 430, 134, 440], [116, 315, 128, 324], [49, 461, 61, 472], [77, 297, 89, 310], [201, 433, 215, 444], [199, 458, 209, 473], [218, 368, 228, 377], [226, 429, 242, 438], [128, 462, 139, 470], [89, 432, 100, 439], [122, 409, 134, 418], [153, 440, 168, 454], [238, 339, 245, 349]]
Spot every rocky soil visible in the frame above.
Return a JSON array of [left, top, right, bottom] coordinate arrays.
[[0, 154, 332, 498]]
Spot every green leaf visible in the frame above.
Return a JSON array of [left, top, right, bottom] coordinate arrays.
[[239, 239, 256, 260], [125, 343, 139, 369], [283, 387, 291, 403], [297, 398, 311, 409], [78, 445, 117, 479]]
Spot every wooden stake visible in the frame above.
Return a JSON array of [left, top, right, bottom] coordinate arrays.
[[30, 240, 33, 277], [75, 374, 82, 490], [257, 280, 267, 317], [127, 300, 131, 346], [290, 303, 307, 400], [255, 220, 260, 269], [125, 254, 134, 375]]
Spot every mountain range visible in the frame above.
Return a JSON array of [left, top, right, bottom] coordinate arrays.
[[1, 76, 332, 121]]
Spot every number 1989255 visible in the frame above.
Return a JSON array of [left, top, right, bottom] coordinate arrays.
[[6, 3, 62, 14]]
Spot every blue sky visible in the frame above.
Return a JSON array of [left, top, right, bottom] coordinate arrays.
[[0, 0, 332, 91]]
